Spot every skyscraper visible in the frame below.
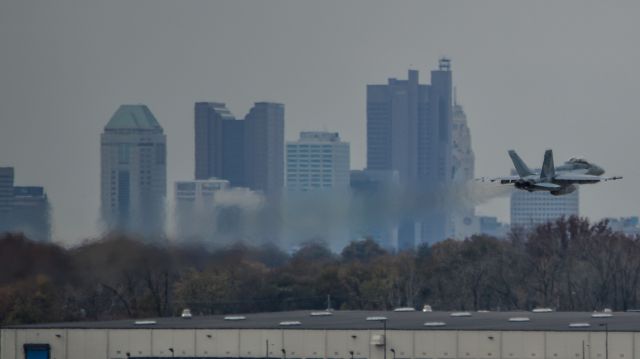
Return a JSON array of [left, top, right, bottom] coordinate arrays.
[[286, 132, 350, 192], [100, 104, 166, 236], [194, 102, 246, 186], [366, 59, 454, 248], [194, 102, 284, 197], [244, 102, 284, 197], [450, 96, 478, 239], [451, 96, 475, 183]]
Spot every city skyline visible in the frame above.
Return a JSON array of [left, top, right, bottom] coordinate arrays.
[[0, 1, 637, 243]]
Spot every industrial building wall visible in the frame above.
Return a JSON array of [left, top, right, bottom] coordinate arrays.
[[2, 327, 640, 359]]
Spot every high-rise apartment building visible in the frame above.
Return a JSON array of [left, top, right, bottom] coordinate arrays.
[[100, 105, 166, 236], [510, 189, 579, 230], [286, 132, 350, 192], [367, 59, 454, 248], [194, 102, 284, 197]]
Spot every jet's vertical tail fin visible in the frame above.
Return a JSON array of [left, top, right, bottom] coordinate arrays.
[[508, 150, 534, 178], [541, 149, 555, 180]]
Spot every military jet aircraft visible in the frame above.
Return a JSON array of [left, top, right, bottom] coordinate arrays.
[[489, 149, 622, 195]]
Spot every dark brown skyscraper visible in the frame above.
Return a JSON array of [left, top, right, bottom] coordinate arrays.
[[194, 102, 284, 197]]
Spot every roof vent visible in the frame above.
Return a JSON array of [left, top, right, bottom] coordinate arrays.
[[224, 316, 246, 321], [181, 308, 192, 319], [509, 317, 530, 322], [370, 334, 385, 346], [591, 313, 613, 318], [134, 320, 156, 325], [450, 312, 472, 317], [279, 321, 302, 326], [310, 311, 333, 317], [366, 316, 388, 321], [569, 323, 591, 328], [532, 308, 553, 313], [424, 321, 446, 327], [394, 307, 416, 312]]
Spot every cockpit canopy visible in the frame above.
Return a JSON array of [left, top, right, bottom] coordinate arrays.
[[568, 157, 590, 165]]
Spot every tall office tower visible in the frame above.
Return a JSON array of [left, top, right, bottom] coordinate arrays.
[[244, 102, 285, 197], [367, 59, 454, 249], [0, 167, 14, 231], [12, 186, 51, 242], [450, 96, 479, 239], [451, 96, 475, 183], [350, 169, 399, 250], [174, 178, 230, 241], [194, 102, 246, 186], [194, 102, 284, 197], [286, 132, 350, 192], [100, 105, 167, 237], [510, 189, 579, 230]]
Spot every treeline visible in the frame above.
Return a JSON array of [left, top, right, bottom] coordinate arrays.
[[1, 216, 640, 325]]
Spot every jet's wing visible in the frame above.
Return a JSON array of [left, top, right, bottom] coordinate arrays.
[[535, 182, 561, 189], [603, 176, 623, 182], [487, 175, 520, 184], [554, 174, 602, 183]]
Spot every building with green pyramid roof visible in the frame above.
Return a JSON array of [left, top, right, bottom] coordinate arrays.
[[101, 105, 166, 237]]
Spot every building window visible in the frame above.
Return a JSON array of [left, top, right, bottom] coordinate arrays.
[[118, 144, 130, 164]]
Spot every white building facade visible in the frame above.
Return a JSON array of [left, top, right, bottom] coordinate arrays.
[[286, 132, 350, 192], [2, 310, 638, 359], [511, 189, 579, 230]]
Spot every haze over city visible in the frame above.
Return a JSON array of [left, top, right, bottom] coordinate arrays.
[[1, 0, 638, 243]]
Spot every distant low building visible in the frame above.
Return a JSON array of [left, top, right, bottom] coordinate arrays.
[[606, 216, 640, 237], [11, 186, 50, 242], [478, 216, 510, 238], [0, 167, 51, 242]]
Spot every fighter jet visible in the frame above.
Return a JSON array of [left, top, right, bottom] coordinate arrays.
[[489, 149, 622, 195]]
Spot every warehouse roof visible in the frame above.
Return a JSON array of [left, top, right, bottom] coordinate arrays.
[[5, 310, 640, 332]]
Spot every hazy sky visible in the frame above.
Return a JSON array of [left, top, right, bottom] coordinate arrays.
[[1, 1, 638, 243]]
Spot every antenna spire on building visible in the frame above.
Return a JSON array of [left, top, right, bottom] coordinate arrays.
[[439, 57, 451, 71]]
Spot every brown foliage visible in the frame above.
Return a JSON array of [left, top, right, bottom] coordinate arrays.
[[2, 217, 640, 325]]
